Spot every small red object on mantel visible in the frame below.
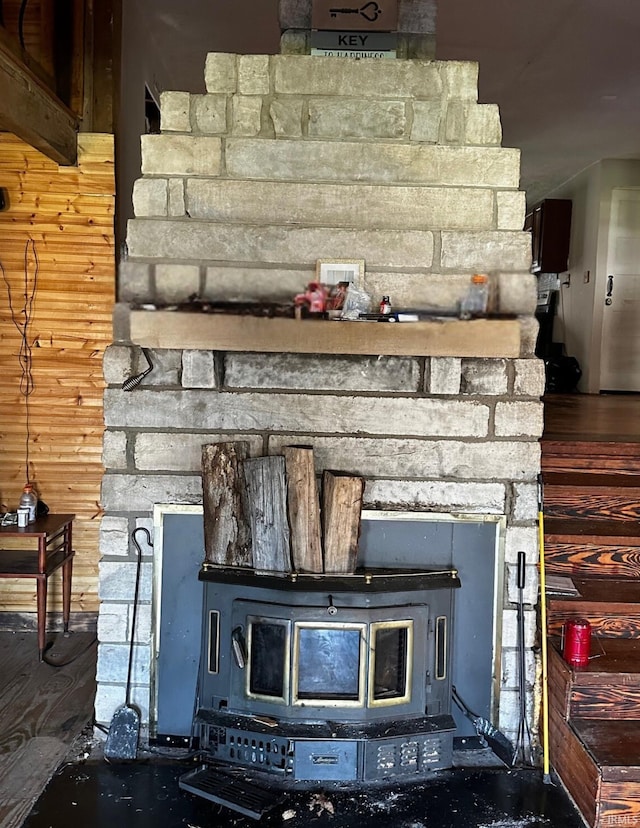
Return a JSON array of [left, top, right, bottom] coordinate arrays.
[[563, 617, 591, 667]]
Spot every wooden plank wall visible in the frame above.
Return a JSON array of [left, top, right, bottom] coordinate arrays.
[[0, 132, 115, 616]]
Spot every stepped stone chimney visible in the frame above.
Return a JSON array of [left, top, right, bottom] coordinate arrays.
[[97, 51, 543, 749]]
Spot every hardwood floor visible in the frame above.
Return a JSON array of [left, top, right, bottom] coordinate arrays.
[[543, 392, 640, 441], [0, 631, 96, 828]]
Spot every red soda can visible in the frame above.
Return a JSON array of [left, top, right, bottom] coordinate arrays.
[[563, 618, 591, 667]]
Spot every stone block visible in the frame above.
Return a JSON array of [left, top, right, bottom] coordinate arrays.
[[155, 264, 200, 303], [308, 99, 407, 140], [231, 95, 262, 137], [498, 272, 537, 314], [226, 138, 521, 188], [279, 29, 310, 55], [132, 178, 167, 217], [191, 94, 227, 135], [101, 473, 203, 512], [514, 359, 546, 397], [98, 561, 152, 602], [429, 357, 461, 395], [160, 91, 191, 132], [168, 179, 185, 217], [269, 99, 303, 138], [141, 135, 222, 176], [134, 433, 263, 472], [397, 32, 436, 60], [398, 0, 437, 33], [117, 261, 152, 303], [440, 232, 532, 271], [99, 515, 130, 556], [497, 686, 534, 738], [204, 53, 237, 93], [204, 266, 310, 302], [364, 479, 506, 514], [495, 401, 544, 437], [410, 100, 442, 143], [133, 348, 182, 387], [278, 0, 311, 29], [103, 344, 133, 385], [519, 317, 539, 358], [127, 219, 434, 270], [465, 104, 502, 145], [96, 641, 150, 685], [460, 359, 508, 395], [512, 482, 539, 522], [505, 561, 538, 605], [238, 55, 270, 95], [497, 191, 526, 231], [94, 682, 150, 727], [181, 350, 217, 388], [267, 435, 540, 481], [186, 179, 493, 232], [444, 101, 466, 145], [97, 604, 128, 642], [224, 353, 421, 392], [112, 303, 131, 342], [440, 61, 478, 101], [502, 607, 537, 649], [273, 54, 444, 99], [135, 604, 152, 644], [104, 388, 488, 438], [504, 526, 539, 565], [501, 648, 537, 689], [102, 430, 127, 470], [361, 272, 469, 311]]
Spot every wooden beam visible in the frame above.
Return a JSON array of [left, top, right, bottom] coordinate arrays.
[[129, 311, 522, 358], [0, 34, 78, 165]]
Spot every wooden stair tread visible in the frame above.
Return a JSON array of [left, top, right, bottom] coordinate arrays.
[[544, 471, 640, 488], [545, 517, 640, 544], [542, 437, 640, 452], [551, 637, 640, 682], [572, 578, 640, 603], [572, 718, 640, 781]]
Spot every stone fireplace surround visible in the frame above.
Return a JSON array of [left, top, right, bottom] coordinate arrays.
[[96, 52, 544, 751]]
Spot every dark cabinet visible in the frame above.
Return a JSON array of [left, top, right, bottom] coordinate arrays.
[[524, 198, 572, 274]]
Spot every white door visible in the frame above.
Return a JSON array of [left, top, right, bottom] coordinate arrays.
[[600, 188, 640, 391]]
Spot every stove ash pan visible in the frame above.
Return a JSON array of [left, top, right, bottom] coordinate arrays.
[[191, 567, 460, 786]]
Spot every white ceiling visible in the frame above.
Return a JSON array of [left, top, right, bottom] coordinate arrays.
[[139, 0, 640, 207]]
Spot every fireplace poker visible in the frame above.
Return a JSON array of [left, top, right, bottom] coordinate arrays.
[[104, 526, 151, 760], [513, 549, 533, 766]]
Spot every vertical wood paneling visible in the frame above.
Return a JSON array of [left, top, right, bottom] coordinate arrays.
[[0, 132, 115, 615]]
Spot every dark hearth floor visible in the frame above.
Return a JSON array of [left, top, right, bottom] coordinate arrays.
[[22, 759, 586, 828]]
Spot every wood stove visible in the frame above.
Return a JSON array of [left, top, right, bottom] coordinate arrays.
[[180, 564, 460, 814]]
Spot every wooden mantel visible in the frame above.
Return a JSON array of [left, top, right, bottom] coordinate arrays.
[[129, 310, 521, 357]]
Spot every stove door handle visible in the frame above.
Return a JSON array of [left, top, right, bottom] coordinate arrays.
[[232, 626, 247, 669]]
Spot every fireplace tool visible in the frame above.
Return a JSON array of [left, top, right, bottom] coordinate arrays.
[[513, 549, 533, 766], [452, 686, 514, 767], [104, 527, 150, 760]]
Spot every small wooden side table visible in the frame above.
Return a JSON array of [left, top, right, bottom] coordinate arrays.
[[0, 514, 75, 660]]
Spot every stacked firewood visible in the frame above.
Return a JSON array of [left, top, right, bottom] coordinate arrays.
[[201, 443, 364, 574]]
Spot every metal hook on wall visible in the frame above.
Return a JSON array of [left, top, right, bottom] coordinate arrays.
[[122, 348, 154, 391]]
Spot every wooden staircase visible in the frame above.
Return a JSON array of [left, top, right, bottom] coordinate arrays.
[[542, 436, 640, 828]]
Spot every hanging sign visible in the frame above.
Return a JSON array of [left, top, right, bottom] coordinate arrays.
[[311, 30, 397, 59], [311, 0, 398, 32]]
